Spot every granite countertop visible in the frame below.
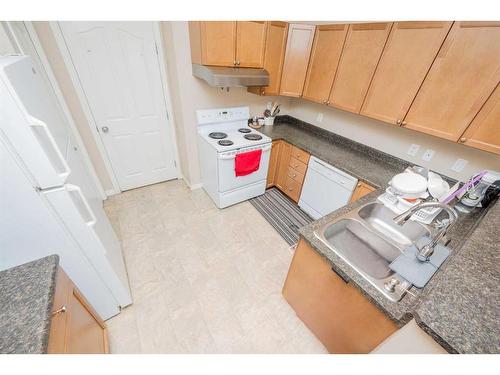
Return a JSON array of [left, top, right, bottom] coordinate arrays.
[[261, 117, 498, 353], [414, 201, 500, 354], [0, 255, 59, 354]]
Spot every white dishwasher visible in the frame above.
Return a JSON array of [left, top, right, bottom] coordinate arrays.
[[299, 156, 358, 220]]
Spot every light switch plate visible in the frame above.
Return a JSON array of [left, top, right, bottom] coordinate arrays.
[[407, 144, 420, 156], [317, 112, 323, 123], [451, 158, 468, 172], [422, 149, 435, 161]]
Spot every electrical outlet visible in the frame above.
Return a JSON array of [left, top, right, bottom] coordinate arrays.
[[451, 158, 468, 172], [317, 112, 323, 123], [421, 149, 435, 161], [407, 144, 420, 156]]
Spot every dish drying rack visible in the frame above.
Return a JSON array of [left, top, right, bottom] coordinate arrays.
[[377, 187, 442, 224]]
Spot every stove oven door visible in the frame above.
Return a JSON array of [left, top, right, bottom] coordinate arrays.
[[218, 143, 271, 192]]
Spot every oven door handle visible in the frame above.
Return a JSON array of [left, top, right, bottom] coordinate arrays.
[[218, 145, 272, 160]]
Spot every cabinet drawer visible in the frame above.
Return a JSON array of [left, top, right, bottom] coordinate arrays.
[[291, 146, 310, 164], [284, 176, 302, 202], [287, 166, 305, 184], [289, 156, 308, 175]]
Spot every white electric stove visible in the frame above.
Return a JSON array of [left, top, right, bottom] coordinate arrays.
[[196, 106, 272, 208]]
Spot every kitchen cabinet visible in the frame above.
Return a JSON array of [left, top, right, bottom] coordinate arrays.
[[267, 140, 281, 188], [282, 238, 398, 353], [48, 267, 108, 354], [302, 24, 349, 104], [349, 181, 376, 203], [360, 22, 453, 125], [248, 21, 288, 96], [460, 84, 500, 155], [279, 24, 316, 97], [403, 22, 500, 141], [329, 23, 392, 113], [236, 21, 268, 67], [189, 21, 267, 67], [275, 141, 292, 190]]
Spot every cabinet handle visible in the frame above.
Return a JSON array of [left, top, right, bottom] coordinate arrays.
[[261, 90, 265, 95], [326, 100, 330, 105], [401, 121, 407, 127], [52, 305, 67, 316], [288, 187, 294, 191], [293, 174, 297, 178], [236, 60, 240, 66], [331, 267, 349, 284], [459, 137, 467, 143], [233, 60, 237, 66], [396, 119, 402, 125], [322, 99, 327, 104]]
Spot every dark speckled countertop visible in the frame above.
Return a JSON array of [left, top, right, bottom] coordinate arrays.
[[0, 255, 59, 354], [260, 116, 499, 354]]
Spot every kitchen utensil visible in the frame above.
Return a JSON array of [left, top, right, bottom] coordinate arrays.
[[427, 172, 450, 200], [442, 170, 487, 204], [263, 109, 271, 117], [264, 117, 275, 126], [390, 172, 428, 199]]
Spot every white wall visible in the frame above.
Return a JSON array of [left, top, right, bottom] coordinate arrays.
[[160, 21, 290, 187], [287, 98, 500, 181]]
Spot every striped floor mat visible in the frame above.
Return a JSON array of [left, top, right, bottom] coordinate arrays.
[[250, 188, 314, 245]]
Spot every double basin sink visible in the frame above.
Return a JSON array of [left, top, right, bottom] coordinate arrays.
[[314, 202, 430, 302]]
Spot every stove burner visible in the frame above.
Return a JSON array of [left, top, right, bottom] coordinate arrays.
[[209, 132, 227, 139], [218, 139, 234, 146], [244, 134, 263, 141], [238, 128, 251, 133]]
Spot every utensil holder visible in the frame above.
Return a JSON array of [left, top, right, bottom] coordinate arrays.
[[264, 116, 275, 126]]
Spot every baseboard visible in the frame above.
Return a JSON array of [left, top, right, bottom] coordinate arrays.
[[105, 189, 118, 197], [189, 183, 203, 190], [179, 174, 202, 190]]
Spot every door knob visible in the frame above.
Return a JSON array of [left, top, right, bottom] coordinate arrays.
[[101, 126, 109, 133]]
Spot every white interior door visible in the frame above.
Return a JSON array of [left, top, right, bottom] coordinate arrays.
[[59, 21, 177, 191]]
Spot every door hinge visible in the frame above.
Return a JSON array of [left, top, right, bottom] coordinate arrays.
[[96, 125, 100, 133], [173, 160, 177, 168], [155, 42, 159, 55]]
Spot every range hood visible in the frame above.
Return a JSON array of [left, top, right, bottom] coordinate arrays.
[[192, 64, 269, 87]]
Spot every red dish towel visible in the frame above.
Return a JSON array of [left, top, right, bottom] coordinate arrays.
[[234, 149, 262, 177]]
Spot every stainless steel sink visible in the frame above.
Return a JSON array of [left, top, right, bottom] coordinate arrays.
[[314, 202, 430, 302]]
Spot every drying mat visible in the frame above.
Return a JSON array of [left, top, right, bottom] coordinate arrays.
[[250, 188, 313, 245]]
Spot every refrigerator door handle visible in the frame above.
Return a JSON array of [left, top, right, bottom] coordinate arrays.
[[27, 115, 71, 182], [65, 184, 97, 227]]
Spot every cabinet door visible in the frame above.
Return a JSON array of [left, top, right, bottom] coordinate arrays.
[[200, 21, 236, 66], [282, 239, 398, 353], [236, 21, 267, 68], [250, 21, 288, 96], [303, 24, 348, 104], [65, 282, 109, 353], [267, 140, 281, 188], [47, 268, 71, 354], [279, 24, 316, 97], [360, 22, 453, 125], [349, 181, 376, 203], [460, 84, 500, 154], [275, 141, 292, 190], [329, 23, 392, 113], [403, 22, 500, 141]]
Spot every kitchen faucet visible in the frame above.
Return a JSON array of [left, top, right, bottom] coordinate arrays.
[[393, 202, 458, 262]]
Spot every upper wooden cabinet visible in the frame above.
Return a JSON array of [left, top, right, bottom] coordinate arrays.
[[302, 24, 349, 104], [403, 22, 500, 141], [460, 84, 500, 155], [328, 23, 392, 113], [279, 24, 316, 97], [248, 21, 288, 96], [360, 22, 453, 125], [189, 21, 267, 67], [236, 21, 268, 67]]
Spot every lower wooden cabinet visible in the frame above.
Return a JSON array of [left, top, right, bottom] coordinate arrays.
[[266, 140, 281, 188], [350, 181, 376, 203], [275, 141, 292, 190], [282, 239, 398, 353], [48, 267, 109, 354], [268, 140, 311, 203]]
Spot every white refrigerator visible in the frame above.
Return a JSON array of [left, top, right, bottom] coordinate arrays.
[[0, 55, 132, 319]]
